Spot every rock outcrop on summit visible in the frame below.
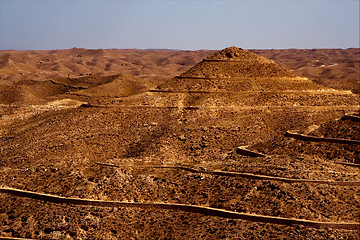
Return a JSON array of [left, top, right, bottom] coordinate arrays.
[[178, 47, 297, 79]]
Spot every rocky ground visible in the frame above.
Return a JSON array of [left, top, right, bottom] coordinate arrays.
[[0, 47, 359, 239]]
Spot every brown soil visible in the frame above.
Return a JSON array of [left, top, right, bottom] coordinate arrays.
[[253, 48, 360, 94], [0, 47, 359, 239], [253, 117, 360, 163]]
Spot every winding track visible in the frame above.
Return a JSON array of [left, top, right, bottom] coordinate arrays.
[[95, 162, 360, 186], [337, 162, 360, 168], [0, 237, 32, 240], [0, 187, 359, 230], [236, 146, 267, 157], [173, 76, 309, 80], [80, 104, 360, 112], [2, 94, 359, 234], [285, 131, 360, 145], [342, 114, 360, 122], [148, 89, 354, 94]]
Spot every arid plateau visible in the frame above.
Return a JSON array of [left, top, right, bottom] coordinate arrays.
[[0, 47, 359, 239]]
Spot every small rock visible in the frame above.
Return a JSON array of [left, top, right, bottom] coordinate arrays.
[[178, 135, 186, 141]]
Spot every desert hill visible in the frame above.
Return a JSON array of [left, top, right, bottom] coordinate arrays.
[[156, 47, 319, 92], [1, 47, 358, 105], [0, 48, 214, 104], [0, 73, 150, 105], [135, 47, 357, 118], [0, 48, 214, 85], [178, 46, 297, 79], [0, 47, 359, 239], [1, 47, 359, 105], [253, 48, 360, 93]]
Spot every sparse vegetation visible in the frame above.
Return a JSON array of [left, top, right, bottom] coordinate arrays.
[[0, 47, 359, 239]]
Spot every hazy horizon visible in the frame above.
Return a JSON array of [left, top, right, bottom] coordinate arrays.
[[1, 46, 360, 52], [1, 0, 359, 50]]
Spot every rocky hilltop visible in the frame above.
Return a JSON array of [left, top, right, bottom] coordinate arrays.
[[179, 46, 297, 79]]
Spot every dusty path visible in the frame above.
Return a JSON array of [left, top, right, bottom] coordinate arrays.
[[149, 89, 354, 95], [1, 187, 359, 230], [342, 114, 360, 122], [95, 163, 360, 186], [80, 104, 360, 111], [285, 131, 360, 145]]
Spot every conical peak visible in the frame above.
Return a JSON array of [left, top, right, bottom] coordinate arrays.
[[206, 46, 269, 62], [178, 46, 298, 79]]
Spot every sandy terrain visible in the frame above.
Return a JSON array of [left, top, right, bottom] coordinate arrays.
[[0, 47, 359, 239]]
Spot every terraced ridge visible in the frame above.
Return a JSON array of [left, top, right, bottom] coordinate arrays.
[[156, 47, 306, 92], [95, 162, 360, 186], [178, 47, 297, 79], [1, 187, 359, 230], [143, 47, 359, 119], [236, 146, 267, 157], [342, 114, 360, 122], [338, 162, 360, 167], [252, 111, 360, 163], [0, 237, 31, 240], [79, 104, 359, 111], [285, 131, 360, 145]]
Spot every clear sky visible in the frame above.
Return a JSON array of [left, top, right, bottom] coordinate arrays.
[[0, 0, 359, 50]]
